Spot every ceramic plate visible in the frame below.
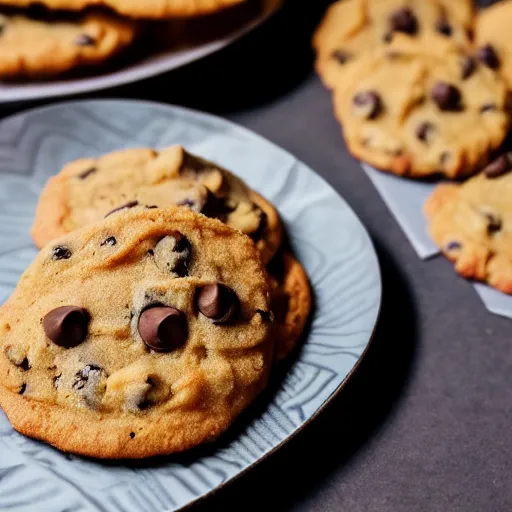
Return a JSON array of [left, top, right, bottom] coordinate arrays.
[[0, 0, 282, 104], [0, 100, 381, 512]]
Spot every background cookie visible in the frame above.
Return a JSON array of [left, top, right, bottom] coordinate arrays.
[[0, 8, 139, 78], [31, 145, 282, 264], [0, 206, 274, 458], [0, 0, 246, 19], [332, 42, 510, 178], [424, 152, 512, 294]]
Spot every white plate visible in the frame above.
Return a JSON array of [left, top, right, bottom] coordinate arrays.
[[0, 0, 282, 104], [0, 99, 382, 512]]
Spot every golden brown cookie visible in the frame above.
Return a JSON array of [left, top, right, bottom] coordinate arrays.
[[475, 0, 512, 89], [31, 145, 282, 264], [424, 152, 512, 294], [0, 0, 246, 19], [0, 8, 139, 78], [268, 251, 311, 361], [0, 206, 274, 458], [313, 0, 473, 90], [332, 42, 510, 178]]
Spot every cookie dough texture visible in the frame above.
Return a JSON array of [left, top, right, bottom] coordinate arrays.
[[313, 0, 473, 89], [31, 145, 282, 264], [424, 153, 512, 294], [0, 0, 246, 19], [0, 206, 274, 458], [0, 9, 139, 78], [332, 43, 510, 178], [476, 0, 512, 88]]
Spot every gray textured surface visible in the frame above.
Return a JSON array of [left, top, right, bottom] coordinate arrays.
[[2, 1, 512, 511]]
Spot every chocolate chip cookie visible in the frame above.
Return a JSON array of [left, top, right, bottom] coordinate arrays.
[[0, 0, 245, 19], [313, 0, 473, 90], [424, 152, 512, 294], [31, 145, 282, 264], [0, 206, 274, 458], [332, 41, 510, 178], [475, 0, 512, 89], [0, 8, 139, 78], [268, 251, 311, 361]]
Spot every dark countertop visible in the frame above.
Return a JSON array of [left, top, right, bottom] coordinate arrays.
[[3, 2, 512, 510]]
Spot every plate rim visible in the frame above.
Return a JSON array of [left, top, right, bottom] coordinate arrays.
[[0, 98, 382, 512]]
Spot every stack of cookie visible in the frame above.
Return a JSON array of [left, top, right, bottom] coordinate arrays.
[[0, 0, 251, 78], [0, 145, 311, 458], [314, 0, 512, 294]]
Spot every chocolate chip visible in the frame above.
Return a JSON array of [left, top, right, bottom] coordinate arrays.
[[146, 205, 158, 209], [480, 104, 497, 113], [52, 246, 71, 261], [196, 284, 239, 324], [483, 212, 502, 234], [19, 383, 26, 395], [353, 90, 382, 119], [100, 236, 117, 247], [416, 122, 436, 143], [72, 365, 107, 407], [431, 82, 462, 111], [256, 309, 272, 322], [105, 201, 139, 218], [200, 189, 234, 222], [483, 154, 512, 178], [138, 306, 188, 352], [436, 17, 452, 37], [389, 8, 417, 35], [19, 357, 30, 371], [477, 44, 500, 70], [53, 374, 61, 389], [331, 49, 352, 64], [130, 432, 135, 439], [445, 241, 462, 251], [461, 56, 476, 80], [78, 167, 96, 180], [75, 34, 96, 46], [43, 306, 90, 348], [153, 233, 191, 277]]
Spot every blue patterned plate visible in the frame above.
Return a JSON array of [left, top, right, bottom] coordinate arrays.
[[0, 100, 381, 512]]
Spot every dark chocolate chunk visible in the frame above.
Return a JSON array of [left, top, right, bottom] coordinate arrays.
[[138, 306, 188, 352], [331, 49, 352, 64], [431, 82, 462, 111], [105, 201, 139, 218], [389, 8, 417, 35], [75, 34, 96, 46], [477, 44, 500, 70], [483, 212, 502, 234], [436, 17, 452, 37], [72, 364, 107, 407], [153, 233, 191, 277], [53, 374, 61, 389], [353, 90, 382, 119], [256, 309, 273, 322], [43, 306, 90, 348], [100, 236, 117, 247], [19, 357, 30, 371], [416, 122, 436, 143], [483, 154, 512, 178], [461, 56, 476, 80], [19, 383, 26, 395], [52, 246, 71, 261], [72, 364, 102, 390], [78, 167, 96, 180], [130, 432, 135, 439], [200, 189, 235, 222], [196, 284, 239, 324]]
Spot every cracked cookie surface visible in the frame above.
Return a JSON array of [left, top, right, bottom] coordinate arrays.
[[0, 206, 274, 458]]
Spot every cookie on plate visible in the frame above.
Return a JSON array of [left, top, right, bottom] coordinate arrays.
[[268, 251, 311, 361], [0, 8, 139, 78], [31, 145, 282, 264], [424, 152, 512, 293], [313, 0, 473, 89], [475, 0, 512, 89], [332, 41, 510, 178], [0, 206, 274, 458], [0, 0, 246, 19]]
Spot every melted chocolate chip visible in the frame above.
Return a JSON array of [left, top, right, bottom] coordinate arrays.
[[138, 306, 188, 352], [200, 189, 235, 222], [52, 246, 71, 261], [389, 8, 417, 35], [78, 167, 96, 179], [105, 201, 139, 218], [480, 104, 497, 113], [19, 383, 26, 395], [43, 306, 90, 348], [72, 364, 107, 407], [431, 82, 462, 111], [256, 309, 272, 322], [153, 233, 191, 277], [72, 364, 102, 390], [445, 241, 462, 251], [331, 49, 352, 64], [353, 90, 382, 119], [484, 154, 512, 178], [129, 432, 135, 439], [477, 44, 500, 70], [196, 284, 239, 324], [436, 17, 452, 37], [100, 236, 117, 247], [416, 122, 436, 143], [461, 56, 476, 80], [75, 34, 96, 46], [19, 357, 30, 371], [484, 212, 502, 234]]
